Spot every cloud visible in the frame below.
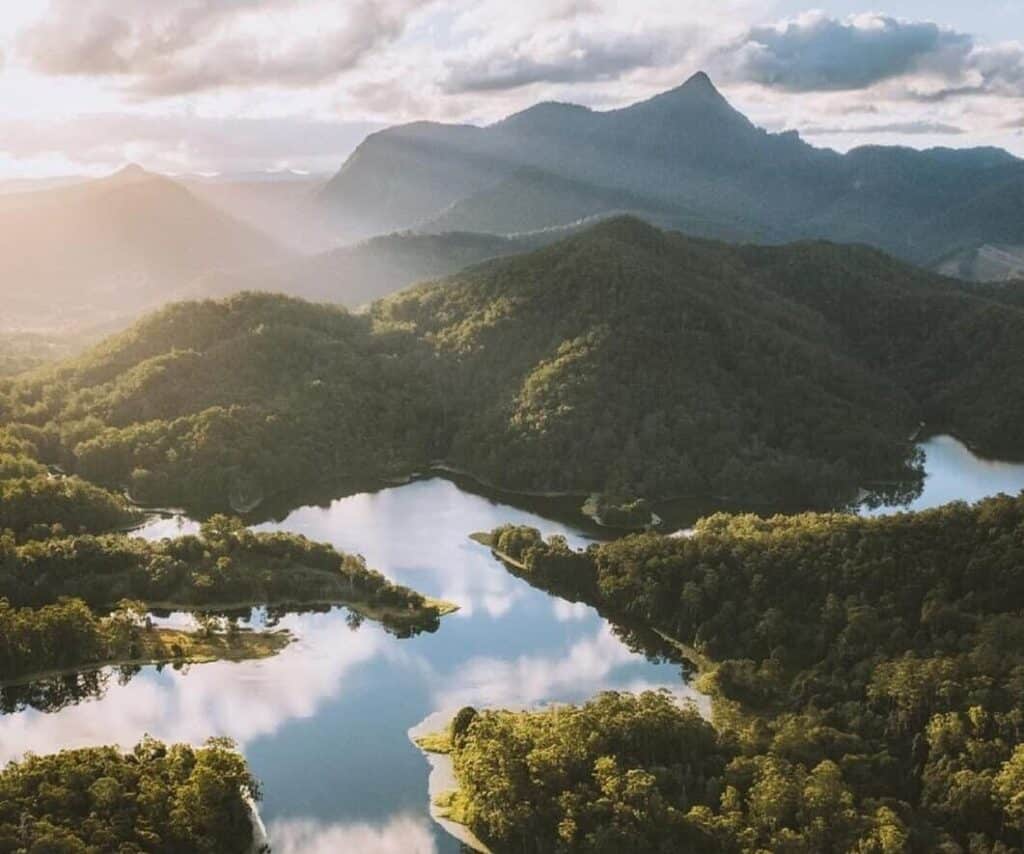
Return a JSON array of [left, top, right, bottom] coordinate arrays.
[[20, 0, 425, 96], [804, 120, 966, 136], [0, 609, 393, 764], [6, 1, 1024, 168], [0, 113, 382, 174], [434, 0, 746, 97], [442, 31, 671, 93], [968, 42, 1024, 96], [724, 11, 972, 92], [721, 11, 1024, 107]]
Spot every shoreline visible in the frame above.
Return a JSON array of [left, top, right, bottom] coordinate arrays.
[[120, 442, 942, 538], [409, 712, 493, 854], [0, 626, 292, 691], [142, 593, 457, 619]]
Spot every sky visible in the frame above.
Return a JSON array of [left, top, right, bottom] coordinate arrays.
[[0, 0, 1023, 178]]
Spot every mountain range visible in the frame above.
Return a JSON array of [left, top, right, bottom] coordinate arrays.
[[317, 72, 1024, 276], [6, 72, 1024, 345]]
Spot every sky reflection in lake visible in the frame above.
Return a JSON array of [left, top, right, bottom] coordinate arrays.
[[862, 434, 1024, 515], [0, 478, 692, 853]]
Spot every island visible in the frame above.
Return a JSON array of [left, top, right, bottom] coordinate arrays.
[[0, 597, 291, 689], [0, 513, 456, 686]]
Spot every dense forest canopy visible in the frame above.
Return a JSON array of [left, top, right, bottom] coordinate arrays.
[[0, 475, 140, 542], [377, 218, 1024, 499], [3, 218, 1023, 511], [0, 737, 259, 853], [0, 595, 290, 687], [462, 492, 1024, 851]]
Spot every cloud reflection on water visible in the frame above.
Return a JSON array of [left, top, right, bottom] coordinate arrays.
[[0, 609, 391, 764], [267, 814, 438, 854], [1, 477, 690, 852]]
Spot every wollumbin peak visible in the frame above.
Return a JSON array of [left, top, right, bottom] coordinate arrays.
[[678, 70, 719, 93], [104, 162, 154, 184]]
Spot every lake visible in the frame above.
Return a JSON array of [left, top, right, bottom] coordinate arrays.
[[1, 435, 1022, 853]]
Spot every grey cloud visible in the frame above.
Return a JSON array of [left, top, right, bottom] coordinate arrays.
[[20, 0, 422, 96], [905, 85, 988, 103], [969, 43, 1024, 95], [442, 32, 671, 93], [726, 12, 972, 92], [804, 120, 966, 136], [725, 12, 1024, 103]]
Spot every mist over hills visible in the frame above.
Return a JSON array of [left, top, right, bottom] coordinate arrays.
[[0, 165, 291, 331], [179, 171, 333, 253], [192, 229, 553, 309], [317, 72, 1024, 275]]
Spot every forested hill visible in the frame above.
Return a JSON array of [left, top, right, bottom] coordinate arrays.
[[738, 240, 1024, 458], [376, 217, 1024, 498], [1, 293, 440, 509], [3, 219, 1024, 510]]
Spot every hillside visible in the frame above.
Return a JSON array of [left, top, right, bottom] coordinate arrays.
[[5, 219, 1024, 510], [376, 217, 924, 503], [384, 219, 1024, 482], [317, 72, 1024, 275], [2, 293, 439, 510], [0, 165, 290, 331]]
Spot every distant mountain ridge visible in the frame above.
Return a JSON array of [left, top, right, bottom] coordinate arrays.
[[0, 165, 290, 331], [317, 72, 1024, 274]]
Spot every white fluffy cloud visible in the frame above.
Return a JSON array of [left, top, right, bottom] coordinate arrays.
[[442, 30, 671, 93], [20, 0, 426, 96]]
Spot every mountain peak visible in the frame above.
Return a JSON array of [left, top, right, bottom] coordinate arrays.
[[670, 71, 729, 105], [682, 70, 715, 90], [619, 70, 739, 121], [105, 163, 153, 185]]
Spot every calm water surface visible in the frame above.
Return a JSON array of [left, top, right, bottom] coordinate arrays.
[[2, 435, 1022, 853]]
